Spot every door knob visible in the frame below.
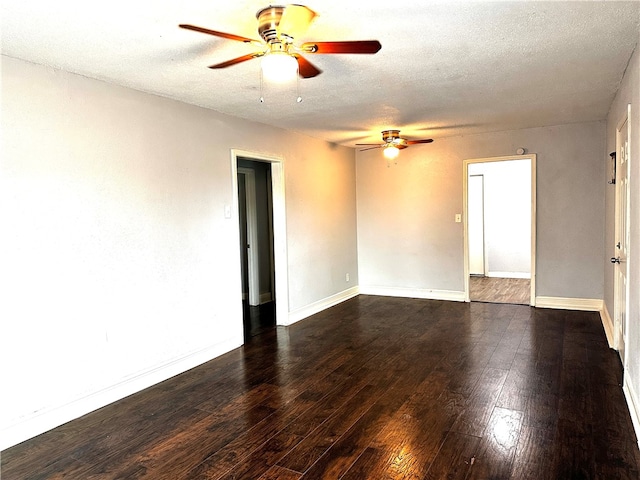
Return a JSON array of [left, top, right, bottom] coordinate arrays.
[[611, 257, 621, 264]]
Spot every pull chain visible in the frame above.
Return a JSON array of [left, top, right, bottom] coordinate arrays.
[[296, 65, 302, 103], [259, 69, 264, 103]]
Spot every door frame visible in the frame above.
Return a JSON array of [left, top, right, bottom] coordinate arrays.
[[231, 149, 289, 326], [613, 104, 631, 367], [237, 167, 260, 306], [468, 173, 487, 276], [463, 154, 537, 305]]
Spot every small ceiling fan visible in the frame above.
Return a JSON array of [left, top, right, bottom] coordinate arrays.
[[357, 130, 434, 160], [179, 4, 381, 80]]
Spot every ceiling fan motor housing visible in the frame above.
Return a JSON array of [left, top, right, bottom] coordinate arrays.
[[381, 129, 408, 149], [257, 6, 287, 43], [381, 129, 401, 142]]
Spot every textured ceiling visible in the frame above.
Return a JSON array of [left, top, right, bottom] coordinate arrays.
[[1, 1, 639, 147]]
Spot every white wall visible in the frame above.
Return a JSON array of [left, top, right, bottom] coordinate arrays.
[[468, 160, 531, 277], [605, 41, 640, 441], [0, 56, 358, 449], [357, 121, 605, 301]]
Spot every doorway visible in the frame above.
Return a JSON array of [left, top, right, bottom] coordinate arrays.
[[231, 149, 289, 338], [464, 155, 536, 305], [237, 160, 275, 339]]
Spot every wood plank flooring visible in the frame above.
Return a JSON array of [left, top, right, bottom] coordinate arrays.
[[243, 300, 276, 340], [3, 296, 640, 479], [469, 276, 531, 305]]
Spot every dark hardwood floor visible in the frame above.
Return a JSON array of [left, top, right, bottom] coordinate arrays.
[[3, 296, 639, 479], [243, 300, 276, 341], [469, 276, 531, 305]]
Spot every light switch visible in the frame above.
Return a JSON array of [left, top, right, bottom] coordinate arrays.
[[455, 213, 462, 223], [224, 204, 232, 219]]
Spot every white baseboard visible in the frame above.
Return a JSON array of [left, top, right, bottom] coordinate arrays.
[[286, 286, 360, 326], [359, 285, 466, 302], [600, 302, 615, 348], [487, 272, 531, 279], [623, 376, 640, 450], [535, 296, 603, 312], [0, 336, 243, 451]]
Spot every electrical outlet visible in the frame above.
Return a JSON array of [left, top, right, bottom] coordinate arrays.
[[346, 273, 350, 282]]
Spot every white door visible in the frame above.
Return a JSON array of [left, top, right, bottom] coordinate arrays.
[[468, 174, 485, 275], [613, 109, 630, 364]]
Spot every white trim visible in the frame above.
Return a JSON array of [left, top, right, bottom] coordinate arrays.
[[266, 169, 276, 305], [271, 160, 289, 326], [531, 156, 537, 306], [486, 272, 531, 279], [286, 287, 360, 325], [359, 286, 466, 302], [534, 296, 603, 312], [612, 104, 632, 366], [463, 154, 536, 306], [231, 149, 289, 327], [238, 167, 260, 306], [467, 173, 486, 276], [623, 376, 640, 450], [0, 336, 242, 451], [600, 302, 615, 349]]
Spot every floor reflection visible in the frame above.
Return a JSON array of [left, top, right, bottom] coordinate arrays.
[[243, 300, 276, 341]]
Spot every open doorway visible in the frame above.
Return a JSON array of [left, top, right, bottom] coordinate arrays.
[[231, 149, 289, 340], [237, 159, 276, 339], [464, 155, 536, 305]]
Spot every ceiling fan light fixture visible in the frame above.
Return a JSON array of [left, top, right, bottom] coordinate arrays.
[[261, 51, 298, 83], [383, 145, 400, 160], [180, 5, 381, 82]]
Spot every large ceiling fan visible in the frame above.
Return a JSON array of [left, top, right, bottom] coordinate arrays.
[[179, 4, 382, 80], [357, 130, 434, 160]]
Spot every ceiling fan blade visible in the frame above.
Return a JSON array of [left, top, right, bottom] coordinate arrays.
[[278, 5, 317, 39], [355, 143, 383, 146], [406, 139, 434, 145], [358, 146, 383, 151], [301, 40, 381, 54], [293, 55, 322, 78], [179, 24, 260, 44], [208, 52, 264, 69]]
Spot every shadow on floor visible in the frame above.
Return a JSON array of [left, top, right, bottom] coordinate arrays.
[[243, 300, 276, 341]]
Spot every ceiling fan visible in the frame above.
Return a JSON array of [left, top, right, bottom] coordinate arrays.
[[356, 130, 434, 160], [179, 4, 381, 80]]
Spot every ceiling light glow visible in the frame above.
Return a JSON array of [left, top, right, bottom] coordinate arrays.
[[383, 145, 400, 160], [261, 52, 298, 83]]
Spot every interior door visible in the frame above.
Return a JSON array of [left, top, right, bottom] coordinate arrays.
[[238, 174, 249, 299], [613, 110, 629, 364]]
